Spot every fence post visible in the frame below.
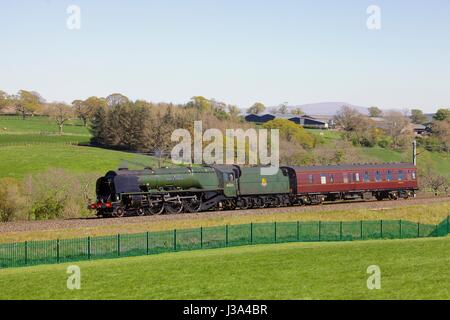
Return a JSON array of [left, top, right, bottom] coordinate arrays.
[[360, 220, 363, 239], [146, 231, 149, 254], [174, 229, 177, 251], [56, 239, 60, 263], [318, 221, 321, 241], [339, 221, 343, 241], [225, 225, 228, 247], [274, 222, 277, 243], [24, 241, 28, 265], [399, 220, 402, 239], [250, 223, 253, 244], [380, 220, 383, 239], [417, 222, 420, 238], [87, 237, 91, 260], [117, 234, 121, 256], [200, 227, 203, 249], [297, 221, 300, 241]]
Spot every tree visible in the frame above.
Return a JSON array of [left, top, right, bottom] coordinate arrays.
[[433, 108, 450, 122], [89, 105, 108, 145], [75, 96, 107, 126], [368, 106, 383, 117], [277, 103, 288, 114], [0, 90, 9, 111], [410, 109, 428, 124], [13, 90, 43, 119], [228, 105, 241, 119], [383, 111, 412, 149], [246, 102, 266, 115], [186, 96, 212, 113], [431, 120, 450, 152], [291, 108, 304, 116], [423, 172, 447, 196], [46, 103, 74, 135], [334, 106, 363, 131], [106, 93, 129, 108]]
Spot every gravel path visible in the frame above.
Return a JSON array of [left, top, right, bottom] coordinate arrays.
[[0, 196, 448, 233]]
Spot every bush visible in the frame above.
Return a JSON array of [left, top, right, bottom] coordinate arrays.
[[0, 178, 26, 222], [24, 169, 97, 220], [377, 137, 390, 149], [32, 195, 65, 220]]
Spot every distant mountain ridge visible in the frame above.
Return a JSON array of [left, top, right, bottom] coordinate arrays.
[[287, 102, 369, 116]]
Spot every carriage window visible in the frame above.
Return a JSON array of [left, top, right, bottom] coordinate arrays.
[[375, 171, 382, 182], [364, 171, 370, 182], [398, 170, 404, 181], [354, 173, 360, 182], [320, 174, 327, 185], [412, 171, 416, 180], [343, 173, 349, 183], [330, 174, 334, 183], [308, 174, 314, 184], [387, 170, 393, 181]]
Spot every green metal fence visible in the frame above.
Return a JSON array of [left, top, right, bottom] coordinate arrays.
[[1, 216, 449, 269]]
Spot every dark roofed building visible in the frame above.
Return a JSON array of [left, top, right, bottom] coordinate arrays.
[[245, 113, 329, 129], [244, 114, 275, 123]]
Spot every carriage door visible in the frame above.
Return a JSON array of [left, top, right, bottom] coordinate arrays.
[[222, 172, 237, 197]]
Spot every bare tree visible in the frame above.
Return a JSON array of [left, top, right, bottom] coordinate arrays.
[[334, 106, 364, 131], [46, 103, 74, 135], [383, 111, 412, 149], [423, 172, 447, 196]]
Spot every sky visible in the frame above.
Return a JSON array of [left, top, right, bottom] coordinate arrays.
[[1, 0, 449, 112]]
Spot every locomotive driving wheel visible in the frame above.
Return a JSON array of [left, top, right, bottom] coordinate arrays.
[[184, 198, 202, 213], [148, 202, 164, 215], [164, 201, 184, 214]]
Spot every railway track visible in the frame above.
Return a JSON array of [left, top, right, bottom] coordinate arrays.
[[0, 196, 448, 234]]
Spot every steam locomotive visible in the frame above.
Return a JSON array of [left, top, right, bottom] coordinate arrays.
[[90, 163, 418, 217]]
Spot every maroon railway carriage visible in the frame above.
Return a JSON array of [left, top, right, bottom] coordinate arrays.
[[281, 163, 418, 204]]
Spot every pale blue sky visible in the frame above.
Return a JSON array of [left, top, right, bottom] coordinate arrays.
[[1, 0, 449, 112]]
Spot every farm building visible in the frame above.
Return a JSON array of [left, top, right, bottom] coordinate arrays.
[[245, 113, 330, 129]]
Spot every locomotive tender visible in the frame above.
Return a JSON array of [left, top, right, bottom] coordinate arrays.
[[90, 163, 418, 217]]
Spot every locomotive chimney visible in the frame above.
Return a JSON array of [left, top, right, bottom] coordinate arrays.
[[412, 140, 417, 166]]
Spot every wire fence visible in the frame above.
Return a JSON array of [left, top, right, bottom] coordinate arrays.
[[1, 216, 449, 269]]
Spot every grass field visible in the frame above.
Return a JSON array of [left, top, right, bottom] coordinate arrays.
[[0, 236, 449, 299], [0, 144, 172, 180], [0, 116, 89, 135], [1, 201, 448, 243]]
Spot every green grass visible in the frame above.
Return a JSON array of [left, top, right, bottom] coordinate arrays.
[[305, 128, 342, 145], [0, 144, 170, 179], [0, 237, 449, 299], [0, 134, 89, 145], [359, 146, 405, 163], [0, 116, 89, 135]]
